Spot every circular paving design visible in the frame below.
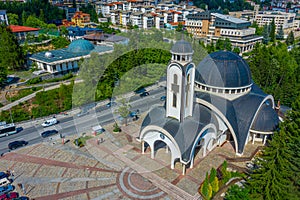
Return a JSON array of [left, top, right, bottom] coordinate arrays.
[[117, 167, 165, 199]]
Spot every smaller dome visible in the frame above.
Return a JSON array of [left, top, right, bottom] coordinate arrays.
[[251, 103, 279, 132], [45, 52, 53, 58], [67, 39, 94, 53], [171, 39, 193, 54]]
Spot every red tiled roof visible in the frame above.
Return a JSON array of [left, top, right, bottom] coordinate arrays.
[[8, 25, 40, 33], [169, 21, 185, 26]]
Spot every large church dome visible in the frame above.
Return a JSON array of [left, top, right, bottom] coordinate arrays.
[[67, 39, 95, 53], [195, 51, 252, 88], [171, 39, 193, 54]]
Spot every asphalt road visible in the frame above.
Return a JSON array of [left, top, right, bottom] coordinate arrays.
[[0, 86, 166, 155]]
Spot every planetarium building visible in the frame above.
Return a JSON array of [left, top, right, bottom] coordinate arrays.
[[138, 40, 279, 174]]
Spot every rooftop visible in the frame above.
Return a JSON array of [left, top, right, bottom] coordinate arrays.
[[8, 25, 40, 33], [212, 13, 249, 24]]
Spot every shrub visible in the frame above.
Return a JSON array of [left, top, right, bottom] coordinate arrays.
[[201, 172, 210, 199], [113, 122, 121, 132], [208, 183, 213, 199], [209, 168, 217, 183], [27, 77, 42, 85], [211, 177, 219, 194]]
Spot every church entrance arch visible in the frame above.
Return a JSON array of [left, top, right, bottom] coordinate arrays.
[[190, 124, 217, 168], [142, 130, 181, 169]]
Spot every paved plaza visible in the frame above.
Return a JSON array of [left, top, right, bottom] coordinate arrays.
[[0, 119, 262, 200]]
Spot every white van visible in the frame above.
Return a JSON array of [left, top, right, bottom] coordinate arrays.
[[42, 118, 58, 127], [0, 177, 10, 187]]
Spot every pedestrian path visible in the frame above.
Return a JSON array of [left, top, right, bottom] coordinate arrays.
[[113, 144, 195, 200]]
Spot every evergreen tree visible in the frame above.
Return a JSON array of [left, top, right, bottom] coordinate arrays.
[[209, 168, 217, 183], [233, 47, 240, 54], [225, 185, 251, 200], [208, 183, 213, 199], [0, 25, 24, 72], [270, 19, 276, 42], [262, 24, 270, 44], [201, 172, 210, 199], [211, 177, 219, 194], [276, 25, 284, 40], [21, 10, 27, 25], [286, 31, 294, 46], [247, 120, 299, 200]]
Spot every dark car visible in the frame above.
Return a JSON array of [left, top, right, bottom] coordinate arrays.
[[41, 130, 58, 138], [0, 172, 8, 179], [106, 101, 117, 108], [8, 140, 28, 150], [140, 91, 149, 97], [160, 96, 166, 101]]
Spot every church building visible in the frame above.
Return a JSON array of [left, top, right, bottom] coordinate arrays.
[[138, 40, 279, 175]]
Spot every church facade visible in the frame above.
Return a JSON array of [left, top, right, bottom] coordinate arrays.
[[138, 40, 279, 175]]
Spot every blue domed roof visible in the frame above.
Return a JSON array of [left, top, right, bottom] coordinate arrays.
[[67, 39, 94, 53], [171, 39, 193, 54], [251, 103, 279, 132], [195, 51, 252, 88]]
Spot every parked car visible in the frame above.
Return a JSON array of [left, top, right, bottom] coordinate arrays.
[[140, 91, 149, 97], [0, 172, 8, 180], [41, 118, 58, 127], [160, 96, 166, 101], [8, 140, 28, 150], [41, 130, 58, 138], [0, 191, 18, 200], [0, 184, 14, 195], [0, 177, 10, 187]]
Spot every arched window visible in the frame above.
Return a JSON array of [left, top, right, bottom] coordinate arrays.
[[172, 74, 178, 108], [186, 74, 190, 107]]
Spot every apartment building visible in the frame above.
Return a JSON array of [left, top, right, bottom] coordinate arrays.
[[0, 10, 8, 25], [71, 11, 90, 27], [255, 11, 296, 34], [186, 11, 263, 53]]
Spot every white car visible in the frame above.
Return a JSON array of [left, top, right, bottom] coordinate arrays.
[[42, 118, 58, 127]]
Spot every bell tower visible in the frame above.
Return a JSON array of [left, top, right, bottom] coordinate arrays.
[[166, 40, 195, 122]]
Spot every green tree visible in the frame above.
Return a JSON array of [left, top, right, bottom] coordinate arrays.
[[247, 121, 299, 199], [7, 13, 18, 25], [176, 22, 184, 32], [216, 38, 232, 51], [233, 47, 240, 54], [276, 25, 284, 40], [51, 36, 70, 49], [21, 10, 27, 25], [262, 24, 270, 44], [270, 19, 276, 42], [225, 185, 250, 200], [286, 31, 294, 46], [59, 26, 69, 36], [115, 98, 131, 126], [211, 177, 219, 194], [0, 25, 24, 72], [24, 15, 47, 28], [39, 9, 45, 22], [201, 173, 210, 199], [209, 168, 217, 183]]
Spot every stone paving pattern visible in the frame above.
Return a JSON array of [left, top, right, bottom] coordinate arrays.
[[0, 119, 262, 199]]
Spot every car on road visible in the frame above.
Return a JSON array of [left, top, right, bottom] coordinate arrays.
[[0, 184, 14, 196], [8, 140, 28, 150], [77, 111, 89, 117], [140, 91, 149, 97], [41, 130, 58, 138], [160, 96, 166, 101], [41, 118, 58, 127], [106, 101, 117, 108], [0, 191, 18, 200]]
